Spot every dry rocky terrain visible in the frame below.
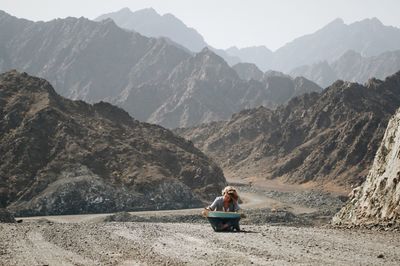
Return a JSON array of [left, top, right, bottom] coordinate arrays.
[[0, 70, 225, 216], [1, 222, 399, 266], [1, 155, 399, 265], [2, 179, 398, 265]]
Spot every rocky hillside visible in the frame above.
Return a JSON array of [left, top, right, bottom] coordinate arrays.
[[291, 49, 400, 88], [0, 10, 320, 129], [177, 72, 400, 189], [0, 70, 226, 216], [333, 108, 400, 226]]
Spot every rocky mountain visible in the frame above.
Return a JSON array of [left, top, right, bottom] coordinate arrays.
[[0, 70, 226, 216], [0, 10, 190, 104], [0, 10, 322, 129], [177, 71, 400, 189], [233, 63, 322, 103], [333, 108, 400, 226], [95, 10, 400, 75], [95, 8, 241, 65], [120, 48, 264, 128], [291, 49, 400, 88], [227, 18, 400, 73], [95, 7, 207, 52], [271, 18, 400, 72], [136, 48, 321, 128], [226, 46, 273, 71]]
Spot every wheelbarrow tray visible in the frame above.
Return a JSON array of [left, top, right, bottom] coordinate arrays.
[[206, 211, 241, 232]]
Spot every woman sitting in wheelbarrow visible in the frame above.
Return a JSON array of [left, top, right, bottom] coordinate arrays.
[[202, 186, 244, 232]]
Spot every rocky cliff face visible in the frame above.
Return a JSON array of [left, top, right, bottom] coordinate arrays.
[[333, 108, 400, 226], [177, 72, 400, 189], [0, 71, 226, 216], [291, 50, 400, 88]]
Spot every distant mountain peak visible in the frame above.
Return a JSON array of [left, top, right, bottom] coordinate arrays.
[[133, 7, 158, 15], [322, 18, 345, 29], [114, 7, 158, 15], [118, 7, 132, 13], [162, 13, 178, 19], [189, 48, 232, 73], [95, 7, 207, 52], [227, 45, 272, 53], [332, 18, 345, 24], [199, 46, 212, 53], [196, 47, 227, 64], [358, 17, 383, 26]]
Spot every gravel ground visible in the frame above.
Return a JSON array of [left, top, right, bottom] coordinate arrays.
[[101, 209, 313, 227], [1, 221, 399, 265], [235, 183, 346, 214], [2, 183, 398, 265]]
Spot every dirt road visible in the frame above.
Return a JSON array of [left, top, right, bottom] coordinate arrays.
[[19, 181, 316, 224], [1, 222, 399, 265]]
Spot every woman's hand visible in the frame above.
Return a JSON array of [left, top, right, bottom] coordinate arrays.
[[201, 208, 210, 217]]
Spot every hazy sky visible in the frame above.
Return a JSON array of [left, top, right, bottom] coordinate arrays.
[[2, 0, 400, 51]]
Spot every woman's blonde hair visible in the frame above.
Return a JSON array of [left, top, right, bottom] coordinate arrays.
[[222, 186, 238, 198]]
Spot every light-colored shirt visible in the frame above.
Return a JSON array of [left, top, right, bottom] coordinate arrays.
[[209, 196, 240, 212]]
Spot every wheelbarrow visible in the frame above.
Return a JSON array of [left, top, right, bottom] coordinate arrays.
[[203, 211, 241, 232]]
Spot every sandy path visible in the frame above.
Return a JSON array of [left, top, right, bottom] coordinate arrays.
[[1, 222, 399, 265]]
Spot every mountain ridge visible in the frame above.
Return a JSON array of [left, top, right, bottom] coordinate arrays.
[[226, 17, 400, 73], [291, 49, 400, 87], [95, 9, 400, 77], [0, 10, 322, 128], [95, 7, 208, 52]]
